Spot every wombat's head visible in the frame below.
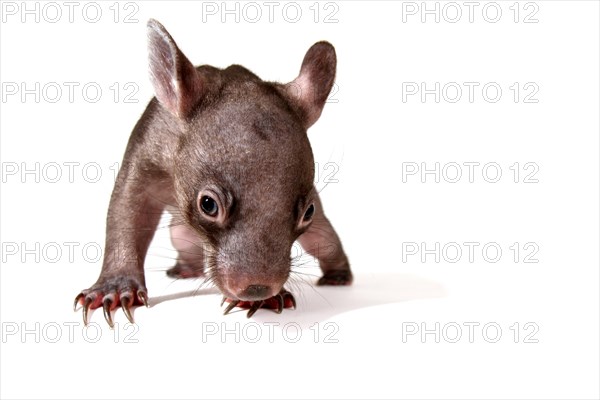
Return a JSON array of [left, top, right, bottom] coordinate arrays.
[[146, 19, 336, 301]]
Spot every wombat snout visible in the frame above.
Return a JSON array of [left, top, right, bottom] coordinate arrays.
[[238, 284, 271, 301]]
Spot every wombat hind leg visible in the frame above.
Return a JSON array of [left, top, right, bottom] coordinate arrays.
[[166, 262, 205, 279], [168, 223, 206, 279]]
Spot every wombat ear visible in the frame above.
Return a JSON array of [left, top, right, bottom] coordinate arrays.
[[285, 41, 337, 128], [147, 19, 203, 119]]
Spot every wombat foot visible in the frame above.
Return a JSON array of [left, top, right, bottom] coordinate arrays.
[[317, 269, 353, 286], [166, 262, 205, 279], [74, 275, 148, 328], [222, 289, 296, 318]]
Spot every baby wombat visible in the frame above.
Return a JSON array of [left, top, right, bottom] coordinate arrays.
[[74, 19, 352, 327]]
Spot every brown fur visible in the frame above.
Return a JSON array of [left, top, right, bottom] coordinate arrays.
[[75, 19, 352, 323]]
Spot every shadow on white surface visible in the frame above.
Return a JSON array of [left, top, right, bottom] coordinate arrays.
[[144, 272, 446, 328], [149, 287, 221, 307]]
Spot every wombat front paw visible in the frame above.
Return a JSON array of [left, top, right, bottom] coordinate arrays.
[[74, 276, 148, 328], [222, 289, 296, 318], [317, 269, 353, 286]]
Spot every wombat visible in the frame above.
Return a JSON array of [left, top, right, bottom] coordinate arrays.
[[74, 19, 352, 326]]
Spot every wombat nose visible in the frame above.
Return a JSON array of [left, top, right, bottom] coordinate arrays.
[[239, 285, 271, 300]]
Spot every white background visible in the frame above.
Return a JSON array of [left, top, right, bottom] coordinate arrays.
[[1, 1, 599, 399]]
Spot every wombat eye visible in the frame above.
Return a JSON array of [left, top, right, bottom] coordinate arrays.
[[200, 195, 218, 216], [303, 204, 315, 221]]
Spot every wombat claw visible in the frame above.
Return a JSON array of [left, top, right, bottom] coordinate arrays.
[[222, 290, 296, 317], [73, 287, 149, 328], [247, 300, 265, 318]]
